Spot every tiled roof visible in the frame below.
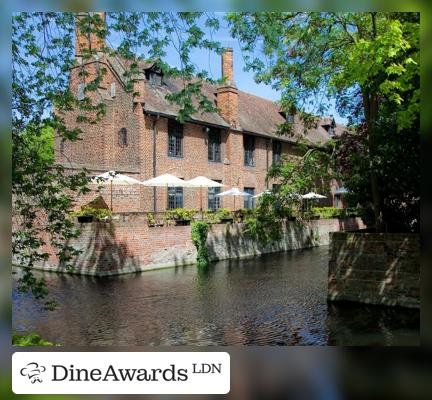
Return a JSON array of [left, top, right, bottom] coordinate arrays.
[[105, 53, 347, 146], [144, 77, 230, 129]]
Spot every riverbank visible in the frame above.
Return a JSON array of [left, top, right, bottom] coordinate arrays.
[[23, 216, 364, 276]]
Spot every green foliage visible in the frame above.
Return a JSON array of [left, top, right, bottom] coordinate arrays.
[[215, 208, 232, 220], [12, 332, 54, 346], [203, 210, 220, 224], [70, 206, 112, 221], [146, 212, 156, 225], [228, 12, 419, 231], [13, 12, 224, 307], [233, 208, 255, 222], [311, 207, 342, 219], [165, 208, 197, 221], [191, 221, 209, 268]]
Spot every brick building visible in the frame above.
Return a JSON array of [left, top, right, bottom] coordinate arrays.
[[57, 13, 346, 212]]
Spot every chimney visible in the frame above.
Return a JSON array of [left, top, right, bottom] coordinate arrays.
[[217, 48, 240, 129], [221, 47, 234, 83], [75, 12, 106, 56]]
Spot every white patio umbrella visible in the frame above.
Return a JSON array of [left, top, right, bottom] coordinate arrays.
[[216, 187, 253, 211], [252, 190, 271, 198], [141, 173, 193, 210], [302, 192, 327, 199], [334, 187, 349, 194], [301, 192, 327, 211], [185, 176, 225, 214], [91, 170, 142, 211]]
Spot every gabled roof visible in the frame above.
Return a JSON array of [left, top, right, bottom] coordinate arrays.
[[102, 52, 348, 146], [144, 77, 230, 129]]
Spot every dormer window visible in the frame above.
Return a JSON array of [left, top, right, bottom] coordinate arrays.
[[77, 83, 85, 100], [148, 71, 162, 86], [325, 118, 336, 136], [286, 113, 294, 124]]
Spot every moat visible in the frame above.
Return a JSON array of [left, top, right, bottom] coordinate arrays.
[[12, 246, 419, 346]]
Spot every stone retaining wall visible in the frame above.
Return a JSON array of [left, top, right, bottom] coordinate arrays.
[[328, 232, 420, 308], [30, 215, 364, 276]]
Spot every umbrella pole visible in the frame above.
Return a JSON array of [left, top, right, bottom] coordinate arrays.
[[110, 180, 113, 211], [200, 186, 203, 220]]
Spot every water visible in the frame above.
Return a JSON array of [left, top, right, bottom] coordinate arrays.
[[12, 246, 419, 346]]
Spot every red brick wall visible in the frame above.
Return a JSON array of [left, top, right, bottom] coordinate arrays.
[[56, 53, 334, 213], [35, 215, 365, 276]]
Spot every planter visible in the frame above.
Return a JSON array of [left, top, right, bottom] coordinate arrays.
[[77, 215, 93, 223], [220, 218, 233, 223], [148, 222, 164, 227], [174, 219, 191, 226]]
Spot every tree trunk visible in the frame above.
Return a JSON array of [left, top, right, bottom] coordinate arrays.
[[363, 90, 385, 232]]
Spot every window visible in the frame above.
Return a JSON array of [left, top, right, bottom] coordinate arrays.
[[110, 82, 116, 98], [208, 180, 222, 210], [244, 187, 255, 209], [286, 113, 294, 124], [272, 183, 281, 191], [244, 134, 255, 166], [149, 72, 162, 86], [168, 187, 183, 209], [208, 128, 221, 162], [118, 127, 128, 147], [60, 138, 65, 153], [168, 119, 183, 157], [77, 83, 85, 100], [272, 140, 282, 165]]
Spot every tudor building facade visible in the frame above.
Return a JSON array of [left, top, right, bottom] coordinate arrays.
[[56, 13, 345, 212]]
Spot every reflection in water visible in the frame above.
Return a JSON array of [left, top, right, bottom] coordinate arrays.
[[12, 246, 419, 346]]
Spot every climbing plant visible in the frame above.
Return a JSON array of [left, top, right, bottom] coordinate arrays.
[[191, 221, 210, 268]]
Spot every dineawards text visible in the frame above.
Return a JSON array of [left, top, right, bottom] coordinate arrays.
[[52, 364, 189, 382]]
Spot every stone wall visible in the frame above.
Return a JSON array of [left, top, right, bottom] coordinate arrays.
[[35, 216, 364, 276], [328, 232, 420, 308]]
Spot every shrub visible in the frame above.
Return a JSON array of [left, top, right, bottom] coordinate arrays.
[[191, 221, 210, 268], [12, 332, 54, 346], [311, 207, 342, 219], [70, 206, 112, 221], [236, 208, 255, 220], [215, 208, 232, 220], [147, 212, 156, 225], [165, 208, 197, 221], [309, 207, 360, 219], [203, 210, 221, 224]]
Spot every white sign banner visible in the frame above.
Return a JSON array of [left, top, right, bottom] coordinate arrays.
[[13, 352, 230, 394]]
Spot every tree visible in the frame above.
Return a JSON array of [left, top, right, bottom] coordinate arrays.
[[12, 12, 223, 307], [227, 12, 420, 232]]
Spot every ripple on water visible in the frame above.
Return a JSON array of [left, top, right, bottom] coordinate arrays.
[[12, 246, 419, 346]]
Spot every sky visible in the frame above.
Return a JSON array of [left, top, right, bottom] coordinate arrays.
[[107, 13, 348, 125]]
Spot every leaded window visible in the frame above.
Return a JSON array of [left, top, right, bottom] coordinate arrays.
[[244, 187, 255, 209], [208, 128, 221, 162], [244, 134, 255, 166], [118, 127, 128, 147], [208, 181, 222, 210], [273, 140, 282, 165], [168, 187, 183, 209], [168, 119, 183, 158]]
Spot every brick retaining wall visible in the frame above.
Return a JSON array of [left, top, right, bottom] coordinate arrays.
[[328, 232, 420, 308], [31, 215, 364, 276]]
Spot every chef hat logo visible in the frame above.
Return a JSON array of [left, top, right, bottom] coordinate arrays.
[[20, 362, 46, 383]]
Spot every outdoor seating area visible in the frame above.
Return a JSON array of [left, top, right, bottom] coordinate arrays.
[[71, 170, 359, 226]]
